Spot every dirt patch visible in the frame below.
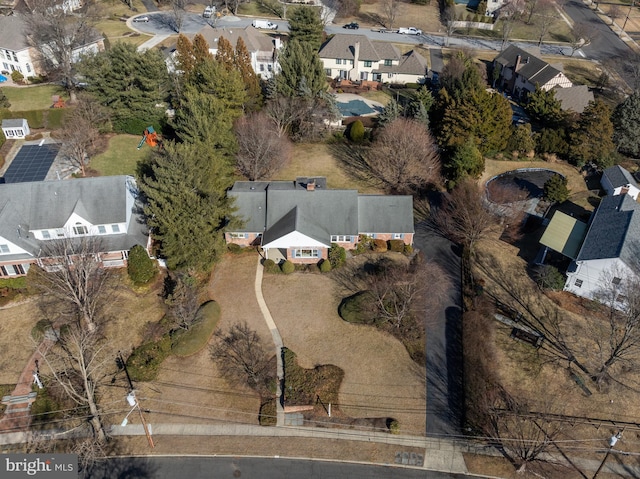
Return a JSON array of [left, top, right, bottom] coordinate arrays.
[[262, 269, 426, 436], [342, 2, 442, 35], [0, 300, 41, 384]]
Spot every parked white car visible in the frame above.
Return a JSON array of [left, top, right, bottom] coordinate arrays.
[[252, 19, 278, 30], [398, 27, 422, 35], [203, 6, 215, 18]]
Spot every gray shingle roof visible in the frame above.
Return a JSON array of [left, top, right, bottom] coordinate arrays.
[[318, 34, 400, 62], [552, 84, 593, 113], [494, 44, 566, 87], [577, 194, 640, 262], [393, 50, 428, 75], [602, 165, 638, 190], [1, 119, 26, 128], [0, 14, 29, 51], [228, 181, 414, 245], [429, 48, 444, 74], [0, 176, 148, 257], [195, 25, 275, 55], [358, 196, 414, 233]]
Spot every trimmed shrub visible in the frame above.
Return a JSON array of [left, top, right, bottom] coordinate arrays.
[[11, 70, 24, 83], [388, 239, 405, 252], [259, 399, 277, 426], [348, 119, 365, 142], [338, 291, 374, 323], [24, 133, 43, 141], [0, 276, 27, 289], [355, 235, 374, 254], [328, 243, 346, 268], [227, 243, 242, 254], [0, 89, 9, 108], [535, 265, 566, 291], [127, 245, 157, 285], [45, 108, 66, 129], [387, 418, 400, 434], [373, 239, 387, 252], [403, 244, 413, 255], [319, 259, 332, 272], [171, 301, 220, 356], [263, 259, 280, 274], [281, 260, 295, 274], [112, 116, 162, 136], [127, 334, 172, 381]]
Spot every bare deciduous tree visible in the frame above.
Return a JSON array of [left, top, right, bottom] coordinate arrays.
[[380, 0, 402, 28], [443, 7, 457, 46], [171, 0, 187, 32], [41, 324, 109, 443], [23, 0, 101, 102], [210, 322, 275, 397], [30, 238, 114, 332], [365, 118, 441, 194], [431, 180, 497, 255], [235, 112, 292, 180], [164, 273, 201, 331], [569, 22, 594, 56]]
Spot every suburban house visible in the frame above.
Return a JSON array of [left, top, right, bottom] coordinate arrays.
[[493, 44, 573, 99], [455, 0, 506, 16], [319, 34, 428, 84], [0, 175, 150, 277], [539, 165, 640, 301], [0, 14, 103, 77], [0, 0, 83, 15], [225, 178, 414, 264], [193, 25, 281, 79], [1, 118, 29, 139]]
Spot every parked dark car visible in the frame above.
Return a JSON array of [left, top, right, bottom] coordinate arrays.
[[343, 22, 359, 29]]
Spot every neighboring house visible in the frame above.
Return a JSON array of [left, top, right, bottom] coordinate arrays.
[[601, 165, 640, 201], [1, 0, 83, 14], [493, 44, 573, 99], [319, 34, 428, 84], [193, 25, 282, 79], [552, 85, 594, 114], [226, 178, 414, 264], [540, 167, 640, 302], [1, 118, 29, 139], [454, 0, 506, 16], [0, 175, 150, 277], [0, 14, 103, 76]]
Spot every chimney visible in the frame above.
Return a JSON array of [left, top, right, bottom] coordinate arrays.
[[351, 42, 360, 82], [307, 180, 315, 191], [515, 54, 522, 71]]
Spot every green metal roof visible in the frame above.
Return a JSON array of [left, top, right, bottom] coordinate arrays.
[[540, 211, 588, 259]]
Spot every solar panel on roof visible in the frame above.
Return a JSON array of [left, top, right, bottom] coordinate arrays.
[[3, 144, 60, 183]]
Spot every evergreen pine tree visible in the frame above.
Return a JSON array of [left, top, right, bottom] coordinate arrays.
[[288, 7, 324, 50], [216, 36, 235, 71], [235, 37, 262, 107], [613, 90, 640, 158], [569, 99, 615, 168], [192, 34, 213, 66], [175, 34, 195, 76], [0, 88, 10, 109], [276, 40, 326, 98], [378, 98, 401, 126], [444, 136, 485, 185]]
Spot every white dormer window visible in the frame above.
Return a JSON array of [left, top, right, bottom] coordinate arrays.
[[56, 228, 65, 238], [112, 224, 120, 233], [0, 244, 9, 253], [73, 223, 88, 235], [98, 225, 106, 234], [42, 230, 50, 239]]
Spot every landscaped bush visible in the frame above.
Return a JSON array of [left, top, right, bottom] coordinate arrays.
[[355, 235, 374, 254], [338, 291, 374, 323], [127, 334, 172, 382], [373, 239, 387, 252], [11, 70, 24, 84], [263, 259, 279, 274], [31, 318, 51, 342], [227, 243, 243, 254], [127, 244, 157, 285], [112, 116, 162, 136], [259, 399, 277, 426], [403, 244, 413, 255], [319, 259, 332, 272], [282, 347, 343, 406], [387, 418, 400, 434], [281, 260, 295, 274], [348, 119, 365, 142], [388, 239, 405, 252], [0, 276, 27, 289], [328, 243, 346, 268], [171, 301, 221, 357], [534, 265, 565, 291], [45, 108, 66, 129], [24, 133, 43, 141]]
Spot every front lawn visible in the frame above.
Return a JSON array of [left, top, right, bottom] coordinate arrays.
[[90, 134, 149, 176], [2, 85, 67, 111]]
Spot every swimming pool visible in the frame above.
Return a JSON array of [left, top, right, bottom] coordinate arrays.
[[0, 74, 7, 82]]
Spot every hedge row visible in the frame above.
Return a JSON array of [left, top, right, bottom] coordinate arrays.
[[0, 108, 67, 130]]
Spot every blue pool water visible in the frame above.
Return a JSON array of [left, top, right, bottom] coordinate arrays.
[[0, 75, 7, 82]]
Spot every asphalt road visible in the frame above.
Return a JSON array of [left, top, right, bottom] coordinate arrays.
[[413, 218, 463, 438], [562, 0, 635, 88], [90, 456, 468, 478]]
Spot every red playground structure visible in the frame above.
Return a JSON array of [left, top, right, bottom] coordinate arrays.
[[137, 126, 160, 150]]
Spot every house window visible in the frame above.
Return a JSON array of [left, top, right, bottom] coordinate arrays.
[[331, 235, 350, 242], [360, 72, 368, 81], [574, 279, 583, 288], [26, 64, 31, 73], [384, 59, 392, 66], [267, 64, 273, 72], [56, 228, 65, 238], [350, 59, 354, 65], [364, 60, 372, 67], [294, 249, 319, 258], [612, 277, 622, 285], [2, 63, 8, 71], [73, 223, 88, 235], [324, 68, 331, 76], [42, 230, 51, 240], [393, 233, 404, 240], [336, 58, 343, 65], [111, 224, 120, 233], [98, 225, 106, 234], [229, 232, 247, 239], [0, 244, 9, 254], [12, 53, 17, 62], [259, 64, 265, 72], [388, 73, 393, 78]]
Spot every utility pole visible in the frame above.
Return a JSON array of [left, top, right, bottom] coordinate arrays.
[[118, 351, 154, 449], [623, 0, 636, 31], [593, 431, 623, 479]]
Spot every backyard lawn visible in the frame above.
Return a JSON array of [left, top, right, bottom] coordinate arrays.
[[2, 85, 67, 111], [90, 134, 148, 176]]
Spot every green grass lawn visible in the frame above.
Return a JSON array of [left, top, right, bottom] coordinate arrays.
[[3, 85, 67, 111], [96, 19, 153, 47], [90, 134, 148, 176]]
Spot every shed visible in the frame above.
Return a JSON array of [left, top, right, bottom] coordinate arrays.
[[1, 118, 30, 140]]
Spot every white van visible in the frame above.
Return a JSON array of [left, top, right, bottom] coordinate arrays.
[[252, 19, 278, 30], [203, 6, 215, 18]]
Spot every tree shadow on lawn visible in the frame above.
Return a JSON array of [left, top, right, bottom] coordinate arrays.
[[326, 142, 383, 192]]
